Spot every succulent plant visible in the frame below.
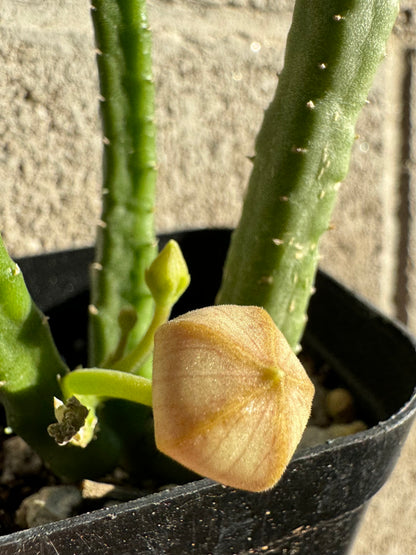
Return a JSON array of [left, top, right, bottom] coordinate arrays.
[[0, 0, 399, 491]]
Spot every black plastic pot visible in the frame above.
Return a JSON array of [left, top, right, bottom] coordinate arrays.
[[1, 228, 416, 554]]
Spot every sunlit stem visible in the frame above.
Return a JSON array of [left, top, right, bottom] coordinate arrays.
[[60, 368, 153, 408], [113, 303, 171, 375]]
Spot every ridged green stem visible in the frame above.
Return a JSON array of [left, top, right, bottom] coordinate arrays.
[[0, 236, 120, 481], [216, 0, 399, 350], [89, 0, 158, 367]]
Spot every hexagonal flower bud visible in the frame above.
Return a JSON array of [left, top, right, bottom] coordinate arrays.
[[145, 240, 190, 307], [152, 305, 314, 492]]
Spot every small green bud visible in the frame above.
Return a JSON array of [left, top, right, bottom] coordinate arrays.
[[145, 240, 190, 307]]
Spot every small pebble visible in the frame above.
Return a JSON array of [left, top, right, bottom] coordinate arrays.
[[81, 479, 115, 499], [0, 436, 43, 483], [15, 485, 82, 528], [325, 387, 355, 423], [81, 479, 146, 503]]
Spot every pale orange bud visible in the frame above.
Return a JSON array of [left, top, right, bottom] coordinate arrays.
[[152, 305, 314, 492]]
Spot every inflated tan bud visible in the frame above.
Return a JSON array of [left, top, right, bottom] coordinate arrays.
[[152, 305, 314, 492]]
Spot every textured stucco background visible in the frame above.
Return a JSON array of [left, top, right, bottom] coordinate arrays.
[[1, 1, 416, 552]]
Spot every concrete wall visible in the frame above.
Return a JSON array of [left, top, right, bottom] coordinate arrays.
[[1, 1, 416, 553], [2, 1, 416, 325]]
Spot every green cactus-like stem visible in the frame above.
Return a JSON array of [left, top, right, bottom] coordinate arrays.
[[89, 0, 158, 367], [0, 235, 120, 481], [216, 0, 399, 350]]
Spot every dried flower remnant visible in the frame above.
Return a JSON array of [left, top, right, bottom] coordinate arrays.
[[47, 397, 95, 448], [152, 305, 314, 492]]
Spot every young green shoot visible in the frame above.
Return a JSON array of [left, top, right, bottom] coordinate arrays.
[[112, 240, 190, 375]]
